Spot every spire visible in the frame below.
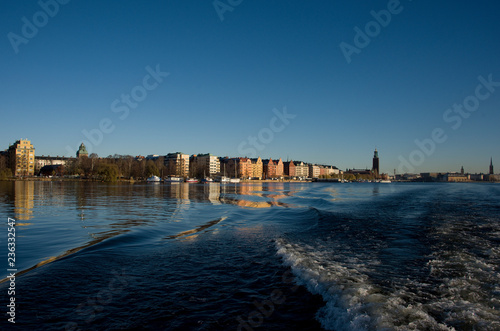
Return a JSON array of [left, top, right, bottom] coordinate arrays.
[[490, 157, 494, 175]]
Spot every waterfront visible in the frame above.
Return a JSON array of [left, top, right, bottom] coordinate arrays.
[[1, 181, 499, 330]]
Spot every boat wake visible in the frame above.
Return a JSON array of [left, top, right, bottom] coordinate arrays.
[[276, 237, 454, 331]]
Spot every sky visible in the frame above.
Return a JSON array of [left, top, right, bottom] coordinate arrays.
[[1, 0, 499, 174]]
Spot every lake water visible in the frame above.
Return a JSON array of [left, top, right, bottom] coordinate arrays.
[[1, 181, 499, 330]]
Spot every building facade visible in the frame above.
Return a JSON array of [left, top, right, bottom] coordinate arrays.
[[308, 164, 321, 178], [262, 159, 276, 179], [165, 152, 189, 177], [251, 157, 263, 179], [35, 156, 73, 173], [9, 139, 35, 176], [275, 158, 284, 177], [284, 160, 296, 177], [226, 157, 253, 178], [190, 154, 220, 177], [294, 161, 309, 178]]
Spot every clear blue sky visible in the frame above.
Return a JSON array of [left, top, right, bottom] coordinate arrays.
[[2, 0, 499, 174]]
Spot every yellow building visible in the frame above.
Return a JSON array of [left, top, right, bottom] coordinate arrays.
[[251, 157, 263, 179], [9, 139, 35, 176]]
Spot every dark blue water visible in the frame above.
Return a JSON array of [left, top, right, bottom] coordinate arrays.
[[1, 181, 499, 330]]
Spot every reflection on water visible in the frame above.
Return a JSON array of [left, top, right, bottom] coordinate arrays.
[[0, 181, 307, 281], [14, 181, 34, 221]]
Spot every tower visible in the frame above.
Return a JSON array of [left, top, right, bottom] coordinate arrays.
[[372, 148, 379, 177], [490, 157, 494, 175], [461, 166, 464, 175], [76, 143, 88, 158]]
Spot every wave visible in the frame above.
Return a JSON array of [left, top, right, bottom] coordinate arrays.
[[275, 237, 453, 331]]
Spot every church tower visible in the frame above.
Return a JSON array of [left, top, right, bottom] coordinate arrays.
[[372, 148, 379, 177], [490, 157, 494, 175]]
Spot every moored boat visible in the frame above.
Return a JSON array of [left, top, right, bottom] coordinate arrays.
[[185, 178, 199, 183], [165, 176, 183, 183], [146, 175, 161, 182]]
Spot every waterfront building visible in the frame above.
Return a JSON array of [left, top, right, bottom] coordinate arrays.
[[323, 165, 340, 176], [284, 160, 296, 177], [76, 143, 88, 158], [8, 139, 35, 176], [262, 159, 274, 179], [372, 148, 379, 177], [443, 173, 469, 182], [190, 153, 220, 178], [262, 158, 277, 179], [294, 161, 309, 178], [165, 152, 189, 177], [490, 158, 494, 175], [250, 157, 263, 179], [226, 157, 253, 178], [469, 174, 484, 181], [309, 164, 321, 178], [275, 158, 284, 177], [35, 156, 74, 173]]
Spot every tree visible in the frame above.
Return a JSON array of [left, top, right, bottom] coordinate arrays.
[[145, 160, 159, 177], [0, 168, 12, 180], [96, 163, 119, 182]]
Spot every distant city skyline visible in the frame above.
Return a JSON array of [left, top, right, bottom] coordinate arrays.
[[2, 1, 499, 174], [4, 138, 497, 176]]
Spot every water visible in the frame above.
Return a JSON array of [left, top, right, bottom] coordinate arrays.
[[1, 181, 499, 330]]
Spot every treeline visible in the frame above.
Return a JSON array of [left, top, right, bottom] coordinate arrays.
[[0, 153, 167, 182], [0, 154, 12, 179], [64, 155, 166, 181]]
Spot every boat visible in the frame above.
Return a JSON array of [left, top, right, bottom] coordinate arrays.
[[185, 178, 199, 183], [219, 176, 230, 183], [165, 176, 183, 183], [201, 177, 214, 183], [229, 161, 240, 183], [146, 175, 161, 182], [379, 180, 392, 183]]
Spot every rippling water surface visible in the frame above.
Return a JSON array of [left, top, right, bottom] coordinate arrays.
[[1, 181, 499, 330]]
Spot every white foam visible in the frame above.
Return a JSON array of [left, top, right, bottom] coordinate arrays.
[[275, 238, 454, 330]]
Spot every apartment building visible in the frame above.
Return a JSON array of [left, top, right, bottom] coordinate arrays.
[[190, 153, 220, 177], [165, 152, 190, 177], [294, 161, 309, 178], [284, 160, 296, 177], [225, 157, 253, 178], [251, 157, 263, 179], [9, 139, 35, 176]]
